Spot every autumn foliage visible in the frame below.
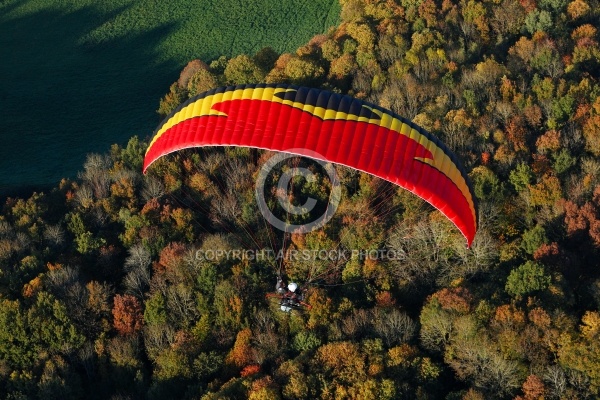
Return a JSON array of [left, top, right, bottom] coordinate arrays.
[[112, 294, 143, 336], [1, 0, 600, 398]]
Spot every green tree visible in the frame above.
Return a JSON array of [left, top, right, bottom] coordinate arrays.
[[505, 261, 551, 298], [284, 57, 326, 85], [224, 55, 265, 84], [144, 292, 168, 326], [524, 10, 553, 35], [111, 136, 146, 172], [66, 212, 106, 255], [470, 166, 502, 201], [521, 225, 549, 255], [0, 292, 84, 370], [552, 149, 576, 175], [509, 163, 534, 192], [293, 331, 322, 352]]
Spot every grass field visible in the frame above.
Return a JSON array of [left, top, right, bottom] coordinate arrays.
[[0, 0, 339, 196]]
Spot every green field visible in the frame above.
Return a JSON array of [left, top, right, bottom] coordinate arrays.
[[0, 0, 339, 195]]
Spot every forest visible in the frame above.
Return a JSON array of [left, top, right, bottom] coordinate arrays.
[[1, 0, 600, 398]]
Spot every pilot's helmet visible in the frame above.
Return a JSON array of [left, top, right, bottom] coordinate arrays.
[[288, 282, 298, 292]]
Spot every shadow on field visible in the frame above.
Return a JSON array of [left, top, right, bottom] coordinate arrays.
[[0, 2, 181, 197]]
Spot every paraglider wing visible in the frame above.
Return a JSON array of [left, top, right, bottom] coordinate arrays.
[[143, 84, 478, 245]]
